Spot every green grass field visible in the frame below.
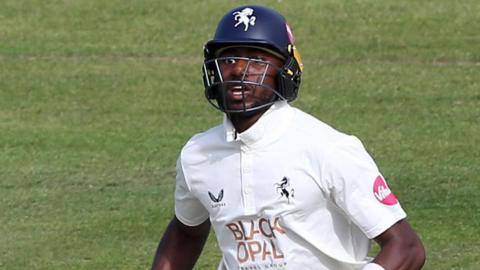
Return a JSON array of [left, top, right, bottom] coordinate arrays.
[[1, 0, 479, 269]]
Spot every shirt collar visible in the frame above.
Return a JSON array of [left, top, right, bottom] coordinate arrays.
[[223, 101, 294, 147]]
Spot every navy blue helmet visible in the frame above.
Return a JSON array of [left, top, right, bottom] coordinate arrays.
[[202, 5, 303, 113]]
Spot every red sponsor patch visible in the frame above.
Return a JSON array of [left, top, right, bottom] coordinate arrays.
[[373, 176, 398, 205]]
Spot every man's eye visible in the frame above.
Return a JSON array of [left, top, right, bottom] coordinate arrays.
[[224, 58, 236, 65]]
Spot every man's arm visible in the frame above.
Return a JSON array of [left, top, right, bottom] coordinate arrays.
[[371, 219, 426, 270], [151, 216, 211, 270]]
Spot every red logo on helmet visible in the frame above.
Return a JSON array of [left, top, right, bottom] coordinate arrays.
[[285, 23, 295, 44], [373, 176, 398, 205]]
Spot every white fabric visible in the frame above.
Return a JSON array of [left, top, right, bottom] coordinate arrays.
[[175, 101, 406, 270], [362, 263, 385, 270]]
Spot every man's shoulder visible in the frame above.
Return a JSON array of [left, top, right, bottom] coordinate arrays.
[[290, 107, 349, 141], [288, 107, 368, 154], [179, 124, 226, 161], [184, 124, 224, 147]]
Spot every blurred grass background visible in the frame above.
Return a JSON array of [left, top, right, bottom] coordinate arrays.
[[0, 0, 479, 269]]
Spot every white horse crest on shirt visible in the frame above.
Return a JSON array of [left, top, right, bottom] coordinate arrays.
[[233, 8, 256, 31]]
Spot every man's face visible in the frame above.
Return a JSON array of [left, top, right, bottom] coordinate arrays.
[[216, 47, 284, 113]]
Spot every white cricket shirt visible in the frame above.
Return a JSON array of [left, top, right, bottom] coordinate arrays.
[[175, 101, 406, 270]]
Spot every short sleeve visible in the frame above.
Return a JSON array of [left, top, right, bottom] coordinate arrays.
[[174, 157, 209, 226], [323, 136, 407, 239]]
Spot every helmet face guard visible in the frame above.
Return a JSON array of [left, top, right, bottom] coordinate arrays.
[[203, 56, 291, 113], [202, 5, 303, 114]]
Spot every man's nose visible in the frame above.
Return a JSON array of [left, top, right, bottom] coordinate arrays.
[[230, 59, 249, 78]]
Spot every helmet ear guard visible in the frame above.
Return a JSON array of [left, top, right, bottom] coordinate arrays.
[[278, 55, 302, 102], [202, 59, 220, 100], [277, 44, 303, 102]]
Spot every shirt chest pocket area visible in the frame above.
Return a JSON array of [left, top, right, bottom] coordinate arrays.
[[252, 168, 325, 216]]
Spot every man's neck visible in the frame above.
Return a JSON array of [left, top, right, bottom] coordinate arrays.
[[227, 110, 267, 133]]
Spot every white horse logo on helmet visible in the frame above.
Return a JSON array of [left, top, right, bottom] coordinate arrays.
[[233, 8, 256, 31]]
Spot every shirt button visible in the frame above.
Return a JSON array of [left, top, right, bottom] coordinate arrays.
[[244, 187, 252, 194]]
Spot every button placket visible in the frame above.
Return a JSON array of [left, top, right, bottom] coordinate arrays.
[[240, 145, 255, 214]]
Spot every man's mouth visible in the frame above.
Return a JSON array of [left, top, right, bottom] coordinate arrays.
[[226, 84, 252, 100]]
